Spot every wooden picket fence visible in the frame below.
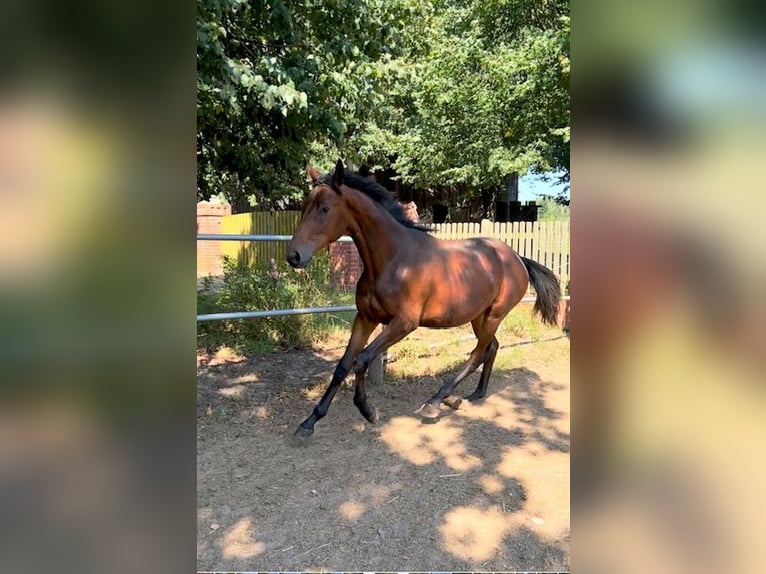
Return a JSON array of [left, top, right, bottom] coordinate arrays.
[[432, 220, 570, 291], [219, 211, 301, 267], [219, 211, 570, 290]]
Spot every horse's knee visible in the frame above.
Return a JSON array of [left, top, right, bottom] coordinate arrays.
[[353, 353, 372, 376]]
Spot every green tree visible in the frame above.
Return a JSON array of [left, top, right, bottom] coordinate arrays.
[[348, 0, 569, 204], [197, 0, 426, 210], [197, 0, 570, 212]]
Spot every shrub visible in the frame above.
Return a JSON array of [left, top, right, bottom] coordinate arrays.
[[537, 197, 570, 221], [197, 251, 353, 352]]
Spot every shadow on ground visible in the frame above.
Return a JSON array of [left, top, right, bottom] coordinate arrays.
[[197, 339, 569, 571]]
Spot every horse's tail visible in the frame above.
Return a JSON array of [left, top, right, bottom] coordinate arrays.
[[520, 256, 562, 327]]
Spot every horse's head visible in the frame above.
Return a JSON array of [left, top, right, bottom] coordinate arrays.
[[287, 160, 348, 268]]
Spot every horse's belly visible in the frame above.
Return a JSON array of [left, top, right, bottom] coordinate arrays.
[[420, 314, 471, 329], [420, 282, 496, 328], [421, 306, 485, 328]]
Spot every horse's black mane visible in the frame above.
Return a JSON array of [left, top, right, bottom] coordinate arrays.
[[317, 170, 432, 232]]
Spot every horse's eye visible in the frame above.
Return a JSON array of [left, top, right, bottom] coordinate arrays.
[[320, 205, 330, 214]]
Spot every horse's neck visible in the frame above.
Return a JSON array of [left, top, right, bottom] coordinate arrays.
[[344, 190, 403, 278]]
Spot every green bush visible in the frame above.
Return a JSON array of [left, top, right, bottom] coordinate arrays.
[[537, 197, 570, 222], [197, 251, 354, 352]]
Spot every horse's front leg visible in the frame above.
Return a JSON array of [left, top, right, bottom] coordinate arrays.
[[352, 317, 417, 423], [295, 315, 377, 438]]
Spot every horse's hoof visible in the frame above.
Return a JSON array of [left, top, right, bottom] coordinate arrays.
[[443, 395, 463, 410], [465, 391, 486, 403], [293, 426, 314, 442], [363, 407, 379, 424], [419, 402, 441, 420]]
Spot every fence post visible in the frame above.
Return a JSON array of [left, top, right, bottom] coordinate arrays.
[[367, 324, 385, 385], [368, 353, 385, 385], [196, 200, 232, 278]]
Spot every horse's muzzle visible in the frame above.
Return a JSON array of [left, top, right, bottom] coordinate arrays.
[[286, 250, 308, 268]]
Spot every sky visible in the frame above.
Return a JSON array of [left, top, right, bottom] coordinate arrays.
[[519, 171, 570, 202]]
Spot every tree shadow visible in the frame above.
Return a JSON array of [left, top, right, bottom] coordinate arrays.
[[197, 342, 569, 572]]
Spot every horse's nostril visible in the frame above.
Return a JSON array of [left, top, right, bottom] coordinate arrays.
[[287, 250, 301, 267]]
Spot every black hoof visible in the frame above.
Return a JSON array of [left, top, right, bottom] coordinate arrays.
[[443, 395, 463, 410], [419, 402, 441, 420], [465, 391, 486, 403], [363, 407, 379, 424], [293, 426, 314, 441]]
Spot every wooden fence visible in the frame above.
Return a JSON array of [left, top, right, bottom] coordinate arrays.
[[220, 211, 301, 267], [432, 220, 570, 290], [218, 211, 570, 290]]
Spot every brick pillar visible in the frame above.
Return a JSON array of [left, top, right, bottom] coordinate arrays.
[[197, 201, 231, 278], [329, 240, 363, 291], [558, 298, 570, 331]]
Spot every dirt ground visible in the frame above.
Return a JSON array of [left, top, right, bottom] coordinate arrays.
[[197, 326, 570, 572]]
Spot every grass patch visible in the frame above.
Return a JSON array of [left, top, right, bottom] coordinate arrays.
[[384, 304, 567, 382]]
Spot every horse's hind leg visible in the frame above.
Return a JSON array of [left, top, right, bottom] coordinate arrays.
[[465, 336, 499, 402], [420, 311, 506, 417], [420, 316, 499, 417], [420, 352, 484, 418]]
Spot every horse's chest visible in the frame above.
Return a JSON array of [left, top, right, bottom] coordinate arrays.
[[355, 278, 397, 324]]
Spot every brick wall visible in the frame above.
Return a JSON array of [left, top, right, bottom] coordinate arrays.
[[197, 201, 231, 278], [329, 241, 362, 291], [558, 299, 570, 330]]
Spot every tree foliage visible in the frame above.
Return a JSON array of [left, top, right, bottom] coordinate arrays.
[[352, 0, 569, 196], [537, 197, 570, 221], [197, 0, 569, 211]]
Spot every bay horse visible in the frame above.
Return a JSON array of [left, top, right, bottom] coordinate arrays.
[[287, 160, 561, 437]]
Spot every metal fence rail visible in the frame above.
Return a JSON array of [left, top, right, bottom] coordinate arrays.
[[197, 234, 353, 242], [197, 305, 358, 322], [197, 233, 356, 322], [197, 234, 568, 322]]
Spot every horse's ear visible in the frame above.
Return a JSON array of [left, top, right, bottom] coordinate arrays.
[[306, 164, 320, 184], [333, 159, 345, 189]]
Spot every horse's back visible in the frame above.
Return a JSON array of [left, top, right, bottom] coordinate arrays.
[[440, 236, 524, 275], [405, 235, 528, 327]]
